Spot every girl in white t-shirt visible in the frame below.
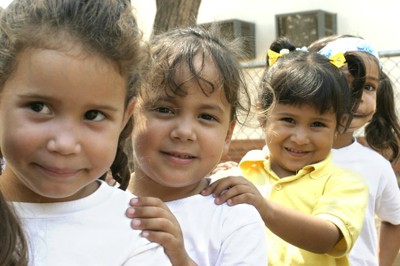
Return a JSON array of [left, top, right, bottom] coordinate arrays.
[[125, 27, 268, 266], [0, 1, 170, 265], [311, 36, 400, 266]]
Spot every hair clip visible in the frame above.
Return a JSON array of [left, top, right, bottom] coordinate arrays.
[[329, 52, 346, 68], [296, 46, 308, 52], [267, 49, 289, 66], [318, 37, 381, 68]]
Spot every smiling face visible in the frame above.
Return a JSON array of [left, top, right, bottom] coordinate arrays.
[[265, 103, 337, 178], [0, 45, 132, 202], [131, 54, 235, 200], [344, 52, 380, 132]]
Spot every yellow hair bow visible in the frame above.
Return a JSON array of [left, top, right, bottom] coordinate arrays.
[[329, 52, 346, 68], [267, 49, 289, 66]]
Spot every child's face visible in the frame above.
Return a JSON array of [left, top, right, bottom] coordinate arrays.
[[265, 103, 337, 178], [0, 45, 132, 202], [343, 53, 380, 132], [132, 56, 235, 199]]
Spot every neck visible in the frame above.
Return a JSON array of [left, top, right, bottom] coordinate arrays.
[[0, 168, 99, 203], [333, 131, 355, 149], [128, 171, 210, 202]]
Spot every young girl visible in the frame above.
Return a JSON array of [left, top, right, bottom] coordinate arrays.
[[125, 27, 268, 265], [202, 51, 369, 265], [0, 0, 170, 265], [311, 36, 400, 266]]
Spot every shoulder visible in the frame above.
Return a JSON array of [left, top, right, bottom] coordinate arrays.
[[97, 180, 134, 202], [334, 141, 391, 166], [168, 194, 263, 224], [90, 181, 137, 223], [332, 142, 396, 186]]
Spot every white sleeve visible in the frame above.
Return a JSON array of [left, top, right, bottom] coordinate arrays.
[[375, 162, 400, 224]]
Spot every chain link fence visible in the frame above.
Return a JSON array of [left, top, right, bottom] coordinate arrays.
[[224, 50, 400, 163]]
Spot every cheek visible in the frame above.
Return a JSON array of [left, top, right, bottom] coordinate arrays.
[[320, 131, 335, 150], [265, 124, 284, 142], [0, 118, 43, 161], [2, 132, 25, 162], [362, 92, 377, 108], [131, 125, 155, 157], [369, 95, 377, 111]]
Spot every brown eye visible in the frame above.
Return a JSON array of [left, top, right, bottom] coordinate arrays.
[[84, 110, 105, 121], [30, 102, 51, 114]]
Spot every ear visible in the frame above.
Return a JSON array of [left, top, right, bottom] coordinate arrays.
[[222, 119, 236, 156], [121, 98, 136, 131]]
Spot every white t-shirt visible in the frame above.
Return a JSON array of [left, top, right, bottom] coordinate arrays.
[[12, 181, 171, 266], [166, 182, 268, 266], [332, 140, 400, 266]]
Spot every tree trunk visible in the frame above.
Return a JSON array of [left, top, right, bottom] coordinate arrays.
[[152, 0, 201, 36]]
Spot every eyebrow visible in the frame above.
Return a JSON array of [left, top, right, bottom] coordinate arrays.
[[159, 96, 227, 114], [18, 93, 119, 112], [366, 75, 379, 82], [199, 103, 226, 114], [278, 110, 335, 122]]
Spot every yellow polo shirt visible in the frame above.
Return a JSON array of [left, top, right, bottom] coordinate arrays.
[[239, 150, 368, 266]]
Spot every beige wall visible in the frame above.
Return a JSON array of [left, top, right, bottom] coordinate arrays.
[[132, 0, 399, 62]]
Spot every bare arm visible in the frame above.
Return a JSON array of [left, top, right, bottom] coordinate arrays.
[[378, 221, 400, 266], [126, 197, 197, 266], [202, 176, 342, 253]]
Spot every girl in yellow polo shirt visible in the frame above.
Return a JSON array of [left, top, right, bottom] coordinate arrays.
[[203, 50, 368, 265]]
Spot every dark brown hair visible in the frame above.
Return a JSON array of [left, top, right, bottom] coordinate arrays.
[[139, 26, 251, 125]]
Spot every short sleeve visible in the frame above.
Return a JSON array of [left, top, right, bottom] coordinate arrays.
[[313, 169, 369, 256]]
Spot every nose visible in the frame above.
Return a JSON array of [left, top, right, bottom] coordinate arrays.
[[170, 117, 197, 142], [47, 121, 81, 155], [354, 92, 369, 112], [290, 127, 310, 145]]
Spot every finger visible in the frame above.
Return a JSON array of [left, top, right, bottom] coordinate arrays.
[[126, 197, 169, 218], [208, 176, 247, 197], [131, 204, 174, 219], [201, 181, 217, 195], [129, 196, 165, 207], [225, 193, 255, 206], [141, 230, 180, 248], [213, 184, 241, 204], [201, 177, 233, 196], [131, 216, 177, 233], [214, 183, 253, 204]]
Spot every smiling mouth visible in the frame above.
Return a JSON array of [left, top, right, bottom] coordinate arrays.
[[36, 164, 80, 177], [352, 111, 374, 118], [285, 147, 308, 155], [163, 151, 196, 159]]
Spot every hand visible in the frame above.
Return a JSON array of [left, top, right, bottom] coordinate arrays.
[[126, 197, 197, 266], [201, 175, 265, 210], [210, 161, 238, 175]]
